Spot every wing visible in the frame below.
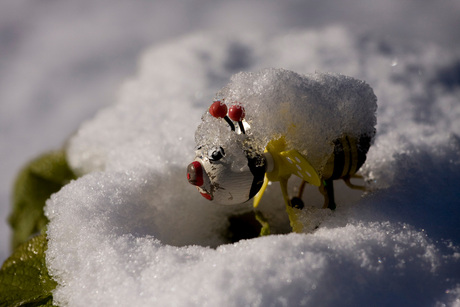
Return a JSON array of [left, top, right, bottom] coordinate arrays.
[[280, 149, 322, 186]]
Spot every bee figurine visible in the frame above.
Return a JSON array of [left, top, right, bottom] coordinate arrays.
[[187, 68, 377, 232]]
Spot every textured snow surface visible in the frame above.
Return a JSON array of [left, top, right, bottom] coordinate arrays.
[[44, 28, 460, 306]]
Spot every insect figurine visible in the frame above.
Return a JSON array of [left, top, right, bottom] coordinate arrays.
[[186, 68, 377, 232]]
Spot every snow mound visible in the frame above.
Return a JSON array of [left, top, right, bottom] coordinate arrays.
[[46, 28, 460, 306], [46, 177, 447, 307]]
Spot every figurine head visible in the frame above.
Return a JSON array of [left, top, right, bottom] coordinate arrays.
[[186, 101, 266, 204]]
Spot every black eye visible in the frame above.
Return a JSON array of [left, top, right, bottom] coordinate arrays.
[[209, 147, 225, 162]]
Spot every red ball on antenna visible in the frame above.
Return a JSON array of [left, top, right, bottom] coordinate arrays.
[[228, 104, 245, 121], [209, 101, 228, 118]]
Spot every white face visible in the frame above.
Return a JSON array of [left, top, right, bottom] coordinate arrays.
[[187, 144, 266, 205]]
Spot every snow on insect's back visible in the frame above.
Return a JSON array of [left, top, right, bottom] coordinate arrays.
[[196, 68, 377, 176]]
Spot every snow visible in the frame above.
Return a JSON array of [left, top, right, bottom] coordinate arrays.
[[44, 29, 460, 306], [1, 0, 460, 306]]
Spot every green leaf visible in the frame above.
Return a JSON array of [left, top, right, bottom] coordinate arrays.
[[0, 233, 56, 307], [8, 150, 76, 249]]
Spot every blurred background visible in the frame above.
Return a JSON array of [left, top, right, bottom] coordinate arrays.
[[1, 0, 459, 263]]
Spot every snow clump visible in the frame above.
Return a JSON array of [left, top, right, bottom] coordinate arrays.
[[196, 68, 377, 176]]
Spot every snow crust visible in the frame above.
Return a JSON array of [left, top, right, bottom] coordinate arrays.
[[46, 28, 460, 306]]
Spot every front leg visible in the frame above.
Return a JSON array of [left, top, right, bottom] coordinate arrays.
[[279, 177, 304, 233]]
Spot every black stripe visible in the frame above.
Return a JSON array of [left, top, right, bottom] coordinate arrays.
[[331, 138, 345, 180], [247, 155, 267, 200], [345, 135, 353, 176]]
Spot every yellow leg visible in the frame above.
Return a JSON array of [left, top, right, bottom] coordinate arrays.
[[279, 178, 303, 233], [254, 210, 271, 236], [279, 177, 290, 207], [285, 205, 303, 233], [253, 175, 269, 208]]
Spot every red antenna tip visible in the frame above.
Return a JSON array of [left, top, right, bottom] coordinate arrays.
[[209, 100, 228, 118], [228, 104, 245, 121]]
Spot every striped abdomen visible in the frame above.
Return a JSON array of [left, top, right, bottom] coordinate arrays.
[[322, 134, 372, 181]]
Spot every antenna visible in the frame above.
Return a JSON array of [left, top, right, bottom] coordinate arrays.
[[209, 101, 246, 134], [209, 100, 235, 131], [228, 104, 246, 134]]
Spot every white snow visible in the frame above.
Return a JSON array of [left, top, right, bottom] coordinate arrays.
[[44, 28, 460, 306]]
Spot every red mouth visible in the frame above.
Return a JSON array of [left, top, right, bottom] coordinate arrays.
[[200, 191, 212, 200]]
